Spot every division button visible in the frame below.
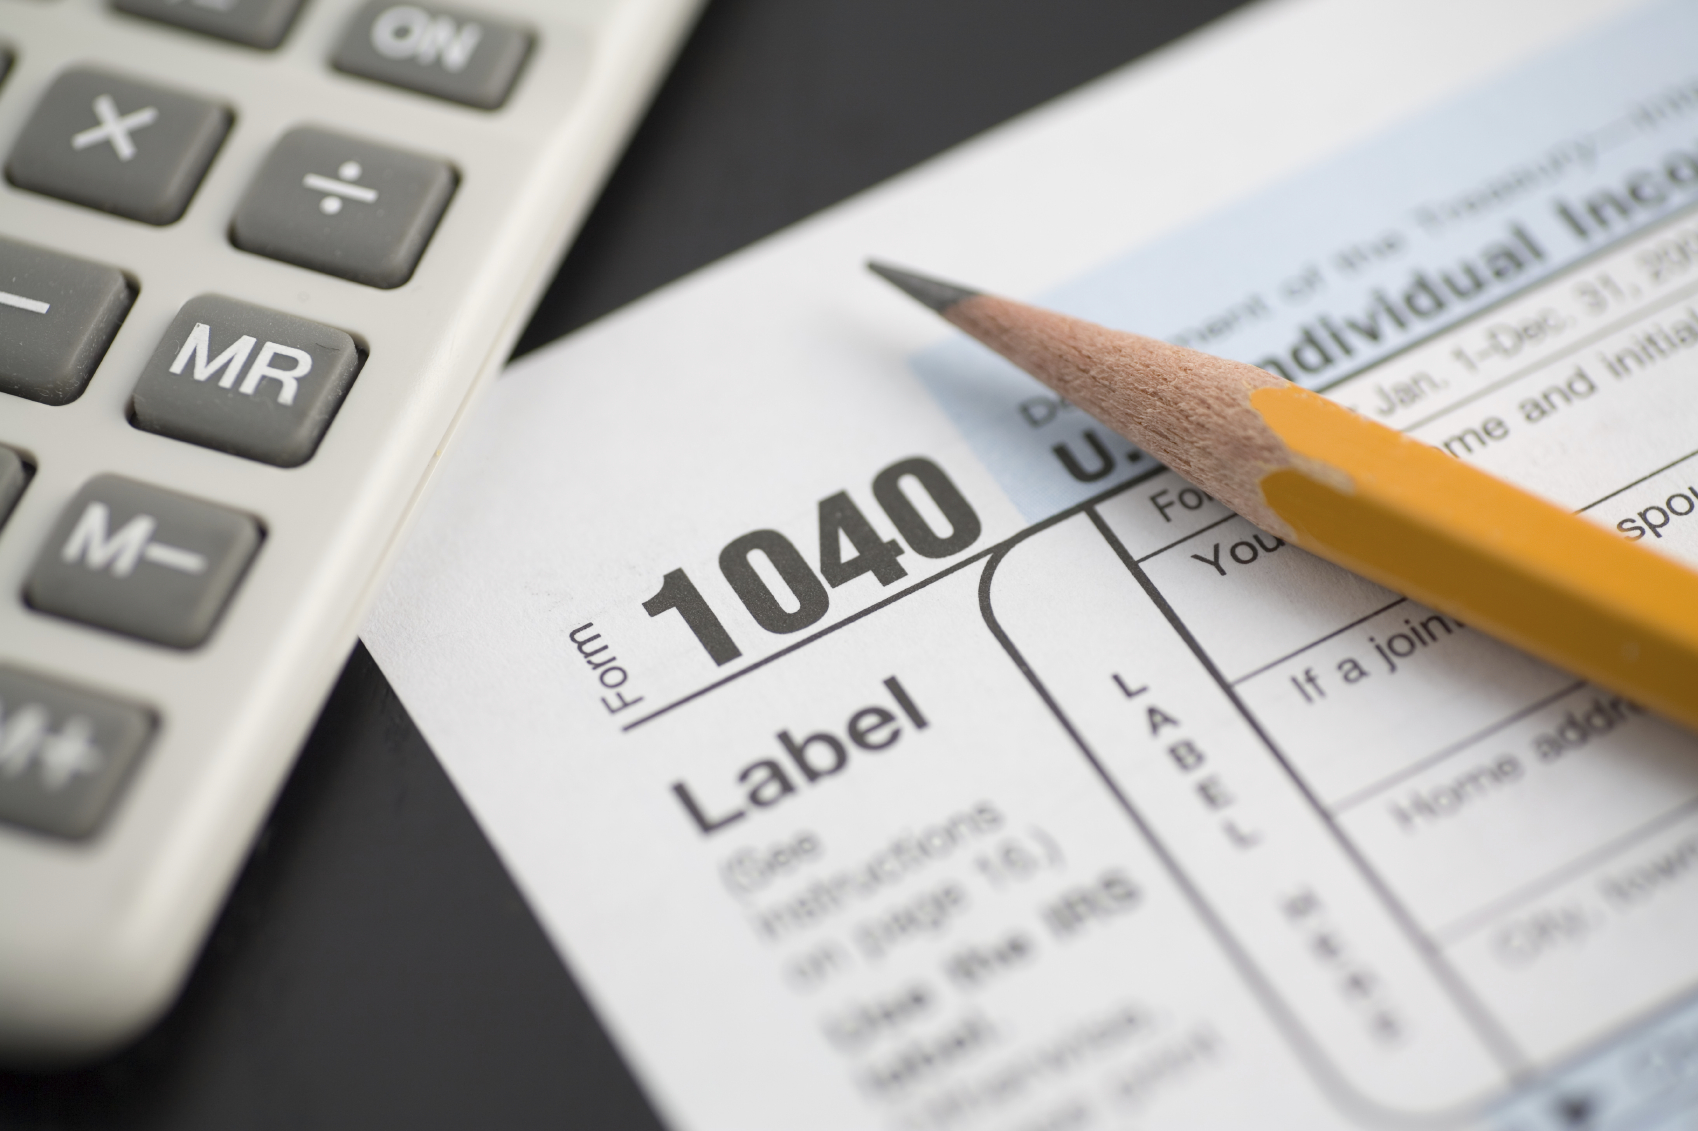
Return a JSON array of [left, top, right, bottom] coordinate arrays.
[[0, 236, 134, 405], [131, 295, 362, 466], [231, 128, 455, 288], [0, 446, 26, 529], [0, 665, 153, 840], [332, 1, 533, 109], [112, 0, 307, 50], [4, 68, 230, 225], [26, 476, 260, 649]]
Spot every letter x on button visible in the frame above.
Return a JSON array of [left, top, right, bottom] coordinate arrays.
[[71, 95, 158, 161], [4, 68, 230, 225]]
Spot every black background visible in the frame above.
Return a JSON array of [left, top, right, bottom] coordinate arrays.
[[0, 1, 1249, 1126]]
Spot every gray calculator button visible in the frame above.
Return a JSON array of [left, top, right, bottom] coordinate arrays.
[[332, 2, 532, 109], [132, 295, 362, 466], [0, 447, 25, 528], [26, 476, 260, 649], [231, 128, 455, 288], [0, 236, 133, 405], [0, 665, 152, 840], [112, 0, 306, 49], [4, 68, 230, 225]]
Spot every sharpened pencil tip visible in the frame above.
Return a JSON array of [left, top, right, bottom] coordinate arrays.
[[867, 261, 980, 315]]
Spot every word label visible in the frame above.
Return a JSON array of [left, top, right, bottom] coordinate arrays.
[[672, 676, 929, 836]]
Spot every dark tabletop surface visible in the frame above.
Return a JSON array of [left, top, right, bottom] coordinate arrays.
[[0, 2, 1249, 1126]]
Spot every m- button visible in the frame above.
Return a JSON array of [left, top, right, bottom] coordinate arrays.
[[26, 476, 260, 649], [132, 295, 363, 466], [5, 69, 230, 225]]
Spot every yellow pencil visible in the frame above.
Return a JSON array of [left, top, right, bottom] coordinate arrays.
[[870, 262, 1698, 732]]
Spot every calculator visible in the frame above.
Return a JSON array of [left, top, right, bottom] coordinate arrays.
[[0, 0, 699, 1059]]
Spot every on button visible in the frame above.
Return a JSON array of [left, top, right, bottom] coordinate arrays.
[[331, 1, 533, 109]]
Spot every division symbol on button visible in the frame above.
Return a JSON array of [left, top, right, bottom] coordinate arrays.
[[70, 94, 158, 161], [60, 502, 207, 579], [0, 290, 50, 315], [302, 161, 378, 215]]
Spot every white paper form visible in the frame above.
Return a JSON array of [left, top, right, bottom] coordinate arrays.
[[364, 0, 1698, 1127]]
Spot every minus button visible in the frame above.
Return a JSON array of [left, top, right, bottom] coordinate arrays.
[[0, 291, 51, 315]]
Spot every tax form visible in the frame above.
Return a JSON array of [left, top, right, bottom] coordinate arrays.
[[364, 0, 1698, 1126]]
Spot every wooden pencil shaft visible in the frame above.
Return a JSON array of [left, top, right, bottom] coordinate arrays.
[[1256, 386, 1698, 729], [872, 265, 1698, 732]]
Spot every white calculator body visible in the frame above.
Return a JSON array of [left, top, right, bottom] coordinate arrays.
[[0, 0, 699, 1059]]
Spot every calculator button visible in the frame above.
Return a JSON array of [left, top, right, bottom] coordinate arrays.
[[331, 2, 533, 109], [4, 69, 230, 226], [230, 128, 455, 288], [131, 295, 362, 466], [0, 236, 134, 406], [0, 447, 25, 528], [112, 0, 307, 50], [0, 665, 153, 840], [26, 476, 260, 649]]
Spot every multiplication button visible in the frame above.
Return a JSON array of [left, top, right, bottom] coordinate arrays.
[[0, 236, 133, 405], [231, 128, 455, 288], [0, 665, 153, 839], [5, 69, 229, 225], [26, 476, 260, 648]]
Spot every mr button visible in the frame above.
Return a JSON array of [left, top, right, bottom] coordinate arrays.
[[27, 476, 260, 648], [132, 295, 361, 466]]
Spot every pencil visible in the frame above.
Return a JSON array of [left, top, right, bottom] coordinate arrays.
[[869, 261, 1698, 732]]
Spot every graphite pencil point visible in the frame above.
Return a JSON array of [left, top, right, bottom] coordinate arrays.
[[866, 261, 979, 315]]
